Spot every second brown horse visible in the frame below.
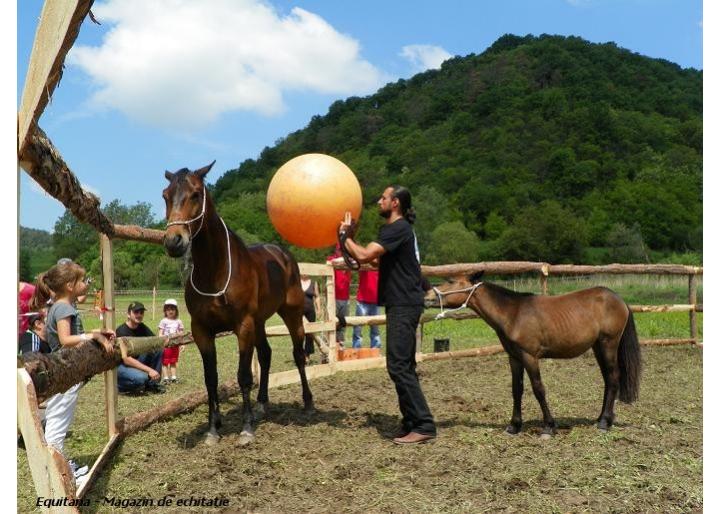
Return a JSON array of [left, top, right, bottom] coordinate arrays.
[[426, 272, 642, 438], [162, 162, 313, 445]]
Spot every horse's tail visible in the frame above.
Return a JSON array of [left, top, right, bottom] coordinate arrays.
[[618, 307, 642, 403]]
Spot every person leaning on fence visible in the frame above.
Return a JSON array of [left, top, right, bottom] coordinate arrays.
[[339, 185, 437, 445], [352, 268, 382, 349], [116, 302, 165, 394], [31, 261, 115, 485]]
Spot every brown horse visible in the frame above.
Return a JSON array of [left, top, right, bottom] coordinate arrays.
[[162, 162, 313, 445], [425, 272, 641, 438]]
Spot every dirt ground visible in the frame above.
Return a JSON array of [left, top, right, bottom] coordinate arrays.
[[21, 345, 701, 513]]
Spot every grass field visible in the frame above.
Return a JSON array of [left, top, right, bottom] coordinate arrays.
[[17, 275, 703, 512]]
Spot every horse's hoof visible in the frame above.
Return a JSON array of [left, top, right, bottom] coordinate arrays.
[[539, 433, 553, 441], [303, 402, 315, 414], [238, 430, 255, 446], [204, 433, 220, 446], [504, 425, 520, 435], [597, 419, 611, 431], [254, 402, 268, 419]]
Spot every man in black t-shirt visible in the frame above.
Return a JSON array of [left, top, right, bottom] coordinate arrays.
[[116, 301, 165, 394], [339, 185, 437, 445]]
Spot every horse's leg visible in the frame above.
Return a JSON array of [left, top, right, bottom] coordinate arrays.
[[592, 342, 611, 430], [594, 338, 621, 431], [521, 354, 556, 438], [235, 317, 257, 445], [193, 323, 221, 445], [278, 306, 314, 411], [505, 354, 524, 435], [255, 324, 271, 419]]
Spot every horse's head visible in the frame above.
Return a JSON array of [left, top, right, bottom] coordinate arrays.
[[162, 161, 215, 257], [423, 271, 484, 308]]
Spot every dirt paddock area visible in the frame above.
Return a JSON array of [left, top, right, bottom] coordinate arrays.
[[21, 345, 701, 513]]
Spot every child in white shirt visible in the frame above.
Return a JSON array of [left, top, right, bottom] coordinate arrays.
[[158, 299, 184, 384]]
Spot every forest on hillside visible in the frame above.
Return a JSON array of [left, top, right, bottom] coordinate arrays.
[[21, 34, 702, 288]]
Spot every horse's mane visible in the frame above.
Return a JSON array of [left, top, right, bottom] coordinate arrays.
[[483, 282, 535, 299]]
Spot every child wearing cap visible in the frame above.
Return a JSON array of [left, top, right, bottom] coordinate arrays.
[[159, 299, 184, 384]]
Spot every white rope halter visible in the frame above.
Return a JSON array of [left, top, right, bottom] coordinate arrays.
[[166, 187, 207, 240], [432, 282, 483, 320], [166, 187, 233, 297]]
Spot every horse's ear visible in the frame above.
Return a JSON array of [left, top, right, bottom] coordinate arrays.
[[468, 271, 484, 284], [164, 170, 174, 181], [195, 160, 216, 180]]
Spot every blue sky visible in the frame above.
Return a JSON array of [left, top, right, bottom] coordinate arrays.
[[17, 0, 703, 232]]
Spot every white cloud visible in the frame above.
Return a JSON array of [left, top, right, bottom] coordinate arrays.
[[400, 44, 452, 73], [68, 0, 386, 129]]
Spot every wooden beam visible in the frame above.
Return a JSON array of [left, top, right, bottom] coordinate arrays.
[[120, 377, 240, 437], [422, 261, 546, 277], [101, 235, 119, 437], [74, 434, 120, 499], [19, 126, 115, 236], [112, 224, 165, 245], [419, 262, 702, 278], [17, 369, 78, 512], [419, 345, 505, 362], [299, 262, 333, 276], [689, 274, 698, 342], [18, 0, 94, 156], [265, 320, 336, 337], [547, 263, 702, 275], [21, 334, 194, 403]]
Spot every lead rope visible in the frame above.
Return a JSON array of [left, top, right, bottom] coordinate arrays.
[[189, 217, 233, 297], [165, 187, 232, 297], [433, 282, 482, 320]]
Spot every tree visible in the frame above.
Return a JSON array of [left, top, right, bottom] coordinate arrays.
[[497, 201, 588, 263], [19, 248, 32, 282], [606, 223, 649, 263], [425, 221, 483, 264]]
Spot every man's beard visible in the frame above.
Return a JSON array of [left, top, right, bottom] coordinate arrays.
[[379, 208, 391, 219]]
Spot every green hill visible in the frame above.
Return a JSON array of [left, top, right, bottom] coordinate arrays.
[[209, 34, 701, 265]]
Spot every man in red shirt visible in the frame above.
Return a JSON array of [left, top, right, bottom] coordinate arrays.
[[352, 269, 382, 348], [327, 245, 351, 347]]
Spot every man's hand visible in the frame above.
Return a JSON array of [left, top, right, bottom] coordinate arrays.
[[148, 369, 160, 381], [339, 212, 358, 239]]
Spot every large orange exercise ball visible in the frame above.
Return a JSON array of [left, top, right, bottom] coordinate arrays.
[[267, 153, 363, 248]]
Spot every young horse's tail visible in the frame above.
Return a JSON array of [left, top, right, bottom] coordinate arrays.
[[618, 308, 642, 403]]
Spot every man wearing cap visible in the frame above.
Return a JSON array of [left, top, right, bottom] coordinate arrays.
[[115, 302, 165, 394]]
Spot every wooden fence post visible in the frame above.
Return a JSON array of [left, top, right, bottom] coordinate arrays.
[[689, 274, 698, 343], [540, 264, 549, 295], [100, 235, 119, 437], [326, 265, 337, 363]]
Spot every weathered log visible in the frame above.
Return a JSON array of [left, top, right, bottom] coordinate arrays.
[[419, 345, 505, 362], [19, 126, 115, 236], [548, 263, 702, 276], [18, 0, 93, 157], [414, 262, 703, 278], [21, 335, 195, 403], [112, 224, 165, 245], [421, 261, 546, 277], [121, 377, 239, 437]]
